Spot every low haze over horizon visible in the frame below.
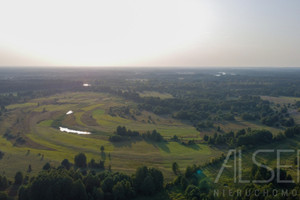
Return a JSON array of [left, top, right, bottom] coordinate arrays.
[[0, 0, 299, 67]]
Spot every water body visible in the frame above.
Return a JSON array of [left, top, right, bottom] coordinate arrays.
[[59, 127, 91, 135], [215, 72, 227, 77], [66, 110, 73, 115]]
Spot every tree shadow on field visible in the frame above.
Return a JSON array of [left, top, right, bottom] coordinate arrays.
[[110, 137, 171, 153], [148, 141, 170, 153], [110, 138, 142, 148], [184, 143, 201, 150]]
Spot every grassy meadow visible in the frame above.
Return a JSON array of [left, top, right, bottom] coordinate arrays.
[[1, 92, 299, 184], [0, 92, 222, 180]]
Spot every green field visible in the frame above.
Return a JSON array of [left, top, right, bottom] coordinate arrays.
[[139, 91, 174, 99], [1, 92, 299, 184], [0, 92, 222, 180]]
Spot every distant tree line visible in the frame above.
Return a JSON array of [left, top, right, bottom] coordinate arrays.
[[109, 126, 163, 142], [170, 135, 197, 146], [203, 126, 300, 148]]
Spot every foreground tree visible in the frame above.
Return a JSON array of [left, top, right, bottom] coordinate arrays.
[[0, 176, 8, 190], [0, 192, 8, 200], [27, 164, 32, 173], [134, 166, 164, 195], [100, 145, 105, 153], [14, 171, 23, 185], [18, 169, 88, 200], [172, 162, 180, 175], [74, 153, 87, 168], [61, 159, 71, 170]]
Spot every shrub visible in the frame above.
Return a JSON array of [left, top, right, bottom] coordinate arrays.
[[43, 163, 51, 170]]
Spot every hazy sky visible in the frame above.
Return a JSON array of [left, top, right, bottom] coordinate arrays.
[[0, 0, 299, 67]]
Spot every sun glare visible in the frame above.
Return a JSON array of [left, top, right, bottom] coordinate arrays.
[[0, 0, 216, 66]]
